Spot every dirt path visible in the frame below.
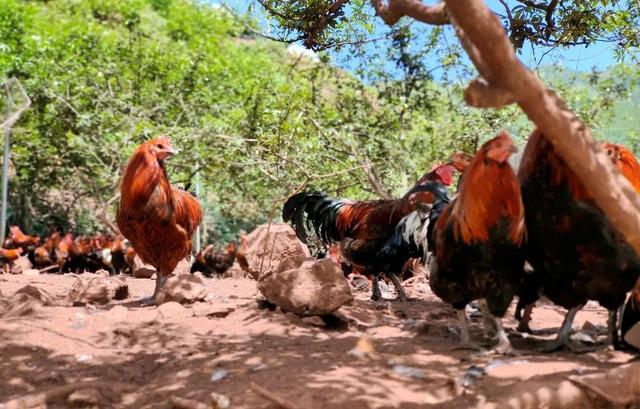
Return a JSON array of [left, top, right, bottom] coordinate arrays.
[[0, 274, 635, 408]]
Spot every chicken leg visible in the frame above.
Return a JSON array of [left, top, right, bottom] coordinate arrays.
[[371, 275, 382, 301], [539, 304, 583, 352], [140, 272, 167, 306], [387, 272, 408, 302], [516, 303, 534, 333], [452, 309, 483, 351], [607, 307, 622, 349]]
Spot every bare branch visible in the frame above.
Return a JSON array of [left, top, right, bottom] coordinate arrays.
[[465, 77, 517, 107], [371, 0, 449, 26], [443, 0, 640, 254]]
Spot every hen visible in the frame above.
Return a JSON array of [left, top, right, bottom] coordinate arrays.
[[283, 163, 455, 301], [4, 226, 40, 251], [191, 241, 241, 277], [429, 131, 525, 353], [117, 137, 202, 302], [0, 247, 23, 273], [517, 132, 640, 350]]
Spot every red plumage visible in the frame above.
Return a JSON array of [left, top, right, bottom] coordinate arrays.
[[517, 131, 640, 350], [429, 131, 524, 353], [117, 136, 202, 300]]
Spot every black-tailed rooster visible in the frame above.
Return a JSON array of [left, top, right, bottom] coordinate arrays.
[[283, 163, 455, 301]]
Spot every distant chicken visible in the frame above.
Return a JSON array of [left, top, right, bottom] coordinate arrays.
[[428, 131, 525, 353], [0, 247, 23, 273], [517, 132, 640, 350], [4, 226, 39, 251], [283, 163, 455, 301], [117, 137, 202, 302], [191, 241, 241, 277]]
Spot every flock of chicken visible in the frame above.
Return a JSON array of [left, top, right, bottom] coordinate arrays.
[[283, 130, 640, 354], [4, 131, 639, 355]]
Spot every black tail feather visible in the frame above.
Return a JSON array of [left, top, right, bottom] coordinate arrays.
[[282, 191, 344, 245]]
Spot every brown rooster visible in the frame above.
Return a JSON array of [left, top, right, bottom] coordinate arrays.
[[428, 131, 525, 353], [283, 163, 455, 301], [517, 132, 640, 351], [117, 136, 202, 302]]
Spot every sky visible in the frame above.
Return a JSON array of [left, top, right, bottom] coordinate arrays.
[[219, 0, 622, 78]]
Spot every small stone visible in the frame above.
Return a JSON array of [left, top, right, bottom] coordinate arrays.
[[14, 285, 56, 305], [157, 302, 188, 319], [10, 256, 32, 275], [210, 392, 231, 409], [66, 275, 129, 305], [393, 365, 427, 379], [68, 388, 101, 406], [301, 316, 326, 327], [22, 269, 41, 276], [155, 275, 207, 305], [210, 368, 228, 382]]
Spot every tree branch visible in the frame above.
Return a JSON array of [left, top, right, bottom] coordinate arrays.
[[442, 0, 640, 253], [371, 0, 450, 26]]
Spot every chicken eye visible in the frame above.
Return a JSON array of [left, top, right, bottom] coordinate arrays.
[[156, 144, 163, 149]]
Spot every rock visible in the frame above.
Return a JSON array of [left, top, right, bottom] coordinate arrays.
[[210, 393, 231, 409], [22, 269, 41, 276], [14, 285, 56, 305], [66, 274, 129, 305], [243, 223, 310, 280], [68, 388, 101, 407], [132, 255, 156, 279], [192, 302, 235, 318], [94, 269, 110, 277], [257, 258, 353, 316], [132, 256, 192, 279], [172, 257, 193, 276], [155, 274, 207, 305], [157, 301, 189, 319], [275, 254, 310, 275], [10, 256, 32, 274]]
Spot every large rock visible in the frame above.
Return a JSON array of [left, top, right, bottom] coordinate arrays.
[[155, 274, 207, 305], [10, 256, 33, 275], [244, 223, 310, 280], [257, 258, 353, 316], [66, 274, 129, 305], [0, 285, 57, 317], [132, 256, 192, 279]]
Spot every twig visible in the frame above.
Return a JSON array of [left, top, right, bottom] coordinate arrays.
[[250, 382, 298, 409], [37, 265, 60, 274]]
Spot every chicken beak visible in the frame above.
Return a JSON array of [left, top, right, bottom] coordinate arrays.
[[508, 145, 518, 153], [166, 146, 179, 155]]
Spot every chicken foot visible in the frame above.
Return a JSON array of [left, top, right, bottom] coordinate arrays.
[[140, 273, 167, 306], [539, 304, 583, 352], [451, 309, 484, 351], [516, 303, 534, 333], [387, 272, 408, 302]]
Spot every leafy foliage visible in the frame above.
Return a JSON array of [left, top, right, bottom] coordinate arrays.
[[0, 0, 634, 244]]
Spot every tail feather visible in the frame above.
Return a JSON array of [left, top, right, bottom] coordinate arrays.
[[282, 192, 346, 244]]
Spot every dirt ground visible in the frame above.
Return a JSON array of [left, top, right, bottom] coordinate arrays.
[[0, 273, 637, 408]]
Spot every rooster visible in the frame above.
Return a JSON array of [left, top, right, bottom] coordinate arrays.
[[117, 137, 202, 302], [428, 131, 525, 353], [283, 163, 455, 301], [517, 132, 640, 351]]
